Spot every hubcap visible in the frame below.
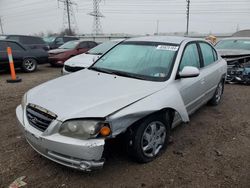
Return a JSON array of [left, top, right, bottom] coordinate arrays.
[[141, 121, 166, 157], [24, 59, 36, 71], [215, 82, 223, 103]]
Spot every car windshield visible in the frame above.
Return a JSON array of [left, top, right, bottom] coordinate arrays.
[[43, 36, 56, 43], [87, 41, 120, 55], [59, 40, 79, 49], [215, 39, 250, 50], [90, 41, 178, 81]]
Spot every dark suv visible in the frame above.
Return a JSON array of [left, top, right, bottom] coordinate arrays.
[[0, 40, 48, 72], [43, 36, 79, 49], [5, 35, 49, 51]]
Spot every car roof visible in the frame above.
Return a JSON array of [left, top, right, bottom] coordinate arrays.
[[220, 37, 250, 41], [6, 34, 42, 38], [125, 36, 192, 44], [0, 39, 21, 43]]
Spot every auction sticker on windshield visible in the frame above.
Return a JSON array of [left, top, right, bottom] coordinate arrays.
[[156, 45, 179, 51]]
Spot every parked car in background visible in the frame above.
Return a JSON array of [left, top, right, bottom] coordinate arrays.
[[0, 40, 48, 72], [215, 37, 250, 84], [16, 36, 227, 171], [43, 36, 79, 49], [48, 40, 98, 66], [5, 35, 49, 51], [62, 39, 124, 74]]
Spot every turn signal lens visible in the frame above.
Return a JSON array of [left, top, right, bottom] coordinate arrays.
[[100, 126, 111, 136]]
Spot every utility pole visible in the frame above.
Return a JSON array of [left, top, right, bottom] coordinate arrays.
[[66, 0, 71, 35], [0, 17, 4, 35], [88, 0, 104, 35], [58, 0, 78, 35], [156, 20, 159, 35], [186, 0, 190, 36]]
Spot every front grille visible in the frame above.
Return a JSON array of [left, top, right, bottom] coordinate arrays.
[[26, 104, 57, 132], [65, 65, 84, 72]]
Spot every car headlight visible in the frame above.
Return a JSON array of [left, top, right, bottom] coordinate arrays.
[[21, 92, 27, 110], [59, 120, 111, 140]]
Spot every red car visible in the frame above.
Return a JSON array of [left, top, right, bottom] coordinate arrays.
[[48, 40, 98, 66]]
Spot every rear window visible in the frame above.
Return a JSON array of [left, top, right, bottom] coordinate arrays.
[[64, 37, 79, 42]]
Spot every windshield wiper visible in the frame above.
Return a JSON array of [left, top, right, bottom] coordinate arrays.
[[112, 71, 147, 80], [89, 67, 115, 74], [89, 67, 146, 80]]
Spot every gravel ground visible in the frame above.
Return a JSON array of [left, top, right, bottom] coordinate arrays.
[[0, 65, 250, 188]]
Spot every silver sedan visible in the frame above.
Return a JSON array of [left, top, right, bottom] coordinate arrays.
[[16, 36, 227, 171]]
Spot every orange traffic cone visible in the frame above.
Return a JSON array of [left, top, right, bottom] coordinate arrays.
[[6, 47, 22, 83]]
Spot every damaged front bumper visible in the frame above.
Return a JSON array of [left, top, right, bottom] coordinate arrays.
[[16, 105, 105, 171]]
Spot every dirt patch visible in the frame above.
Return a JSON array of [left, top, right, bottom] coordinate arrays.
[[0, 65, 250, 188]]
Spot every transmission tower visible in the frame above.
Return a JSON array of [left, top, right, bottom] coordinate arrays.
[[88, 0, 104, 35], [58, 0, 78, 35]]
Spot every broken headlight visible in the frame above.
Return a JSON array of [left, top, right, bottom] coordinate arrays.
[[59, 120, 111, 140]]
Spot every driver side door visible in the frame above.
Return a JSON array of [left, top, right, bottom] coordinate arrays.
[[175, 42, 205, 115]]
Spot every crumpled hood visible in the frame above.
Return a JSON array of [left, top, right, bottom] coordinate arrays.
[[27, 69, 165, 121], [64, 53, 99, 68], [217, 49, 250, 57], [49, 48, 71, 54]]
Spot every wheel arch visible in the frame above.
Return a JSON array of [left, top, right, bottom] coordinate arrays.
[[22, 56, 39, 62], [109, 106, 185, 138]]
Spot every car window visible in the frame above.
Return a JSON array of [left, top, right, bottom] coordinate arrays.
[[59, 40, 79, 49], [0, 41, 7, 51], [7, 36, 20, 42], [88, 41, 119, 55], [7, 42, 24, 51], [92, 42, 178, 81], [199, 42, 216, 67], [212, 49, 218, 61], [64, 37, 78, 42], [179, 43, 200, 71], [88, 42, 97, 48], [20, 36, 45, 44], [55, 37, 64, 45], [79, 42, 88, 48]]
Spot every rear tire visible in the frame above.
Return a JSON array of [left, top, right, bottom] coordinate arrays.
[[127, 113, 171, 163], [208, 80, 224, 106], [22, 58, 37, 72]]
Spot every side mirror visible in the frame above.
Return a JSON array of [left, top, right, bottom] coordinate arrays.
[[178, 66, 200, 78]]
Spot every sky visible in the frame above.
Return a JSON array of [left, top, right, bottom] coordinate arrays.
[[0, 0, 250, 35]]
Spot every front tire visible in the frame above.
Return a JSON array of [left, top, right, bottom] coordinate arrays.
[[127, 113, 171, 163], [22, 58, 37, 72]]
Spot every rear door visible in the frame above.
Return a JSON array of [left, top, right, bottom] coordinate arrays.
[[0, 41, 8, 66], [175, 42, 205, 114], [6, 41, 26, 65], [198, 42, 221, 101]]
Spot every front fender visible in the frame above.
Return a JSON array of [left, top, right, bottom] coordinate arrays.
[[107, 85, 189, 137]]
